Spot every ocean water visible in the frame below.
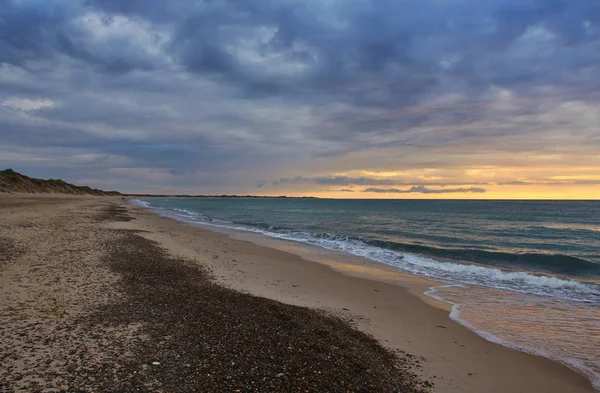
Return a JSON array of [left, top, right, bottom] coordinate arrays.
[[132, 198, 600, 388]]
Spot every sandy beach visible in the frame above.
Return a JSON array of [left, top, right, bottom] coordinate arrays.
[[0, 195, 595, 393]]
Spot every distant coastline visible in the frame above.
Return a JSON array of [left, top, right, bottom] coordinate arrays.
[[0, 169, 319, 199], [127, 194, 319, 199]]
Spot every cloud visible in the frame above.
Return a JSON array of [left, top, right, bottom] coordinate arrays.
[[314, 176, 398, 186], [498, 179, 600, 185], [498, 181, 532, 185], [271, 175, 490, 187], [0, 97, 58, 111], [5, 0, 599, 96], [0, 0, 598, 194], [365, 186, 487, 194], [168, 169, 186, 176]]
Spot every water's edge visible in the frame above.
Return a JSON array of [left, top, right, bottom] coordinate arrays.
[[424, 285, 599, 390], [130, 199, 599, 391]]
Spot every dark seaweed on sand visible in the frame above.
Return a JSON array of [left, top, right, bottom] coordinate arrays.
[[65, 206, 433, 392], [95, 205, 133, 222]]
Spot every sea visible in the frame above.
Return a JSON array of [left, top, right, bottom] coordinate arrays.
[[131, 198, 600, 389]]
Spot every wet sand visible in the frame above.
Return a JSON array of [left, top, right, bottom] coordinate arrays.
[[0, 194, 595, 392]]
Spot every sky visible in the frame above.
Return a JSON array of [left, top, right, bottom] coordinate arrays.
[[1, 0, 599, 199]]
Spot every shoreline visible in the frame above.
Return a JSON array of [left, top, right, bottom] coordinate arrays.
[[125, 200, 596, 393], [0, 194, 594, 392], [136, 198, 600, 388]]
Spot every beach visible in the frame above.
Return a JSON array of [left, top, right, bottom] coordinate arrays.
[[0, 195, 595, 392]]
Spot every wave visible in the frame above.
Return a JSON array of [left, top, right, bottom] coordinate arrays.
[[130, 199, 152, 208], [219, 221, 599, 277], [361, 240, 600, 277], [132, 200, 600, 304]]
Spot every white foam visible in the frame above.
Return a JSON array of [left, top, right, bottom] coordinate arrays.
[[129, 199, 151, 208], [264, 232, 599, 303]]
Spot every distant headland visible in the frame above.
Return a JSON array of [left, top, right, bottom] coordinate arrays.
[[0, 169, 317, 199]]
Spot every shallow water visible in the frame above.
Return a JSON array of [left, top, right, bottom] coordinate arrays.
[[132, 198, 600, 389], [427, 285, 600, 388]]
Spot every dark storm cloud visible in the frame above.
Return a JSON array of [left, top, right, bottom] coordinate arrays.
[[5, 0, 597, 94], [90, 0, 600, 94], [1, 0, 599, 192], [366, 186, 488, 194], [0, 0, 160, 73], [0, 0, 72, 67]]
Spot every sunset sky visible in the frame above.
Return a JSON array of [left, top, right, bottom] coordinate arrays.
[[1, 0, 599, 199]]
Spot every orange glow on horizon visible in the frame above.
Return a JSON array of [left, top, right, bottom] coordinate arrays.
[[254, 184, 600, 200]]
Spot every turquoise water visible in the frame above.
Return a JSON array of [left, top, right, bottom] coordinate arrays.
[[133, 198, 600, 388]]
